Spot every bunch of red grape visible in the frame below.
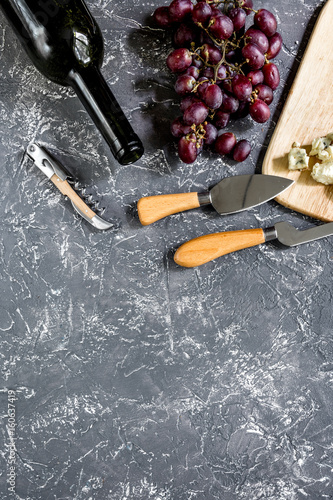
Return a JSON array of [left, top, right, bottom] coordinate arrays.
[[153, 0, 282, 164]]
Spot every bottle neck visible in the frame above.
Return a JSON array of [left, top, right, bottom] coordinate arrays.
[[68, 66, 143, 165]]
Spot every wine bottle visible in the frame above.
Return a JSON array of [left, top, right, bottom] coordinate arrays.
[[0, 0, 144, 165]]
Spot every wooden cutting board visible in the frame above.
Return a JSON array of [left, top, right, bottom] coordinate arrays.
[[262, 0, 333, 221]]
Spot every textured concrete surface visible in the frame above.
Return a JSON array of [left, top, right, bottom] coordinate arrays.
[[0, 1, 332, 499]]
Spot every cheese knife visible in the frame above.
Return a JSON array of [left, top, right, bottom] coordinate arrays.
[[174, 220, 333, 267], [137, 175, 294, 225]]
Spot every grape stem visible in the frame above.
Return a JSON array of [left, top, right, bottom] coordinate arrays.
[[192, 78, 211, 93], [191, 38, 245, 84], [185, 123, 207, 148]]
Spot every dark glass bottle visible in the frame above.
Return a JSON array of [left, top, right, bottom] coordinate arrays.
[[0, 0, 144, 165]]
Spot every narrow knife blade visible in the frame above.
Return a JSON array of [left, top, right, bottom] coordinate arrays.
[[273, 221, 333, 247], [210, 174, 294, 215]]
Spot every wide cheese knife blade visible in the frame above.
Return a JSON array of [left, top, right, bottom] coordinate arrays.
[[174, 221, 333, 267], [137, 175, 294, 225]]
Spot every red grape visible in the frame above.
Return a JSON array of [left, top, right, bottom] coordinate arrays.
[[249, 98, 270, 123], [203, 122, 218, 145], [222, 78, 234, 94], [180, 95, 200, 112], [202, 84, 223, 109], [246, 69, 264, 86], [233, 139, 251, 161], [242, 42, 265, 70], [210, 6, 223, 17], [225, 48, 241, 64], [233, 101, 250, 119], [199, 30, 214, 46], [254, 9, 277, 37], [167, 48, 193, 73], [228, 8, 246, 31], [174, 74, 196, 95], [266, 32, 283, 59], [196, 77, 210, 98], [240, 0, 254, 15], [220, 92, 239, 114], [215, 65, 228, 81], [169, 0, 193, 23], [153, 7, 172, 28], [171, 117, 192, 137], [191, 54, 204, 69], [262, 62, 280, 90], [245, 27, 269, 53], [203, 65, 227, 81], [209, 14, 234, 40], [173, 23, 199, 47], [178, 134, 198, 163], [192, 2, 212, 25], [232, 74, 253, 101], [200, 43, 223, 65], [214, 111, 230, 129], [215, 132, 237, 155], [202, 67, 214, 79], [254, 83, 273, 105], [183, 100, 209, 125], [183, 65, 200, 79]]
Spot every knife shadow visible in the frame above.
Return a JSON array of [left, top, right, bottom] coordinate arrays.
[[125, 201, 144, 229]]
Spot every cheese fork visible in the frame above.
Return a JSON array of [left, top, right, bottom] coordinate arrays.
[[174, 220, 333, 267]]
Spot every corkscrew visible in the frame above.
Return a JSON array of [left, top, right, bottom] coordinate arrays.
[[26, 143, 114, 230]]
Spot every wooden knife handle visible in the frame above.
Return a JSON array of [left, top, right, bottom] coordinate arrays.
[[174, 228, 266, 267], [137, 192, 200, 225], [50, 174, 96, 220]]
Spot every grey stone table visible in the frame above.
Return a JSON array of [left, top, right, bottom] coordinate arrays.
[[0, 1, 332, 499]]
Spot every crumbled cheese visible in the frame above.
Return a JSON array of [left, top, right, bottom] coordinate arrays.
[[288, 146, 309, 170], [318, 144, 333, 161], [287, 134, 333, 185], [309, 136, 332, 156], [311, 161, 333, 185]]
